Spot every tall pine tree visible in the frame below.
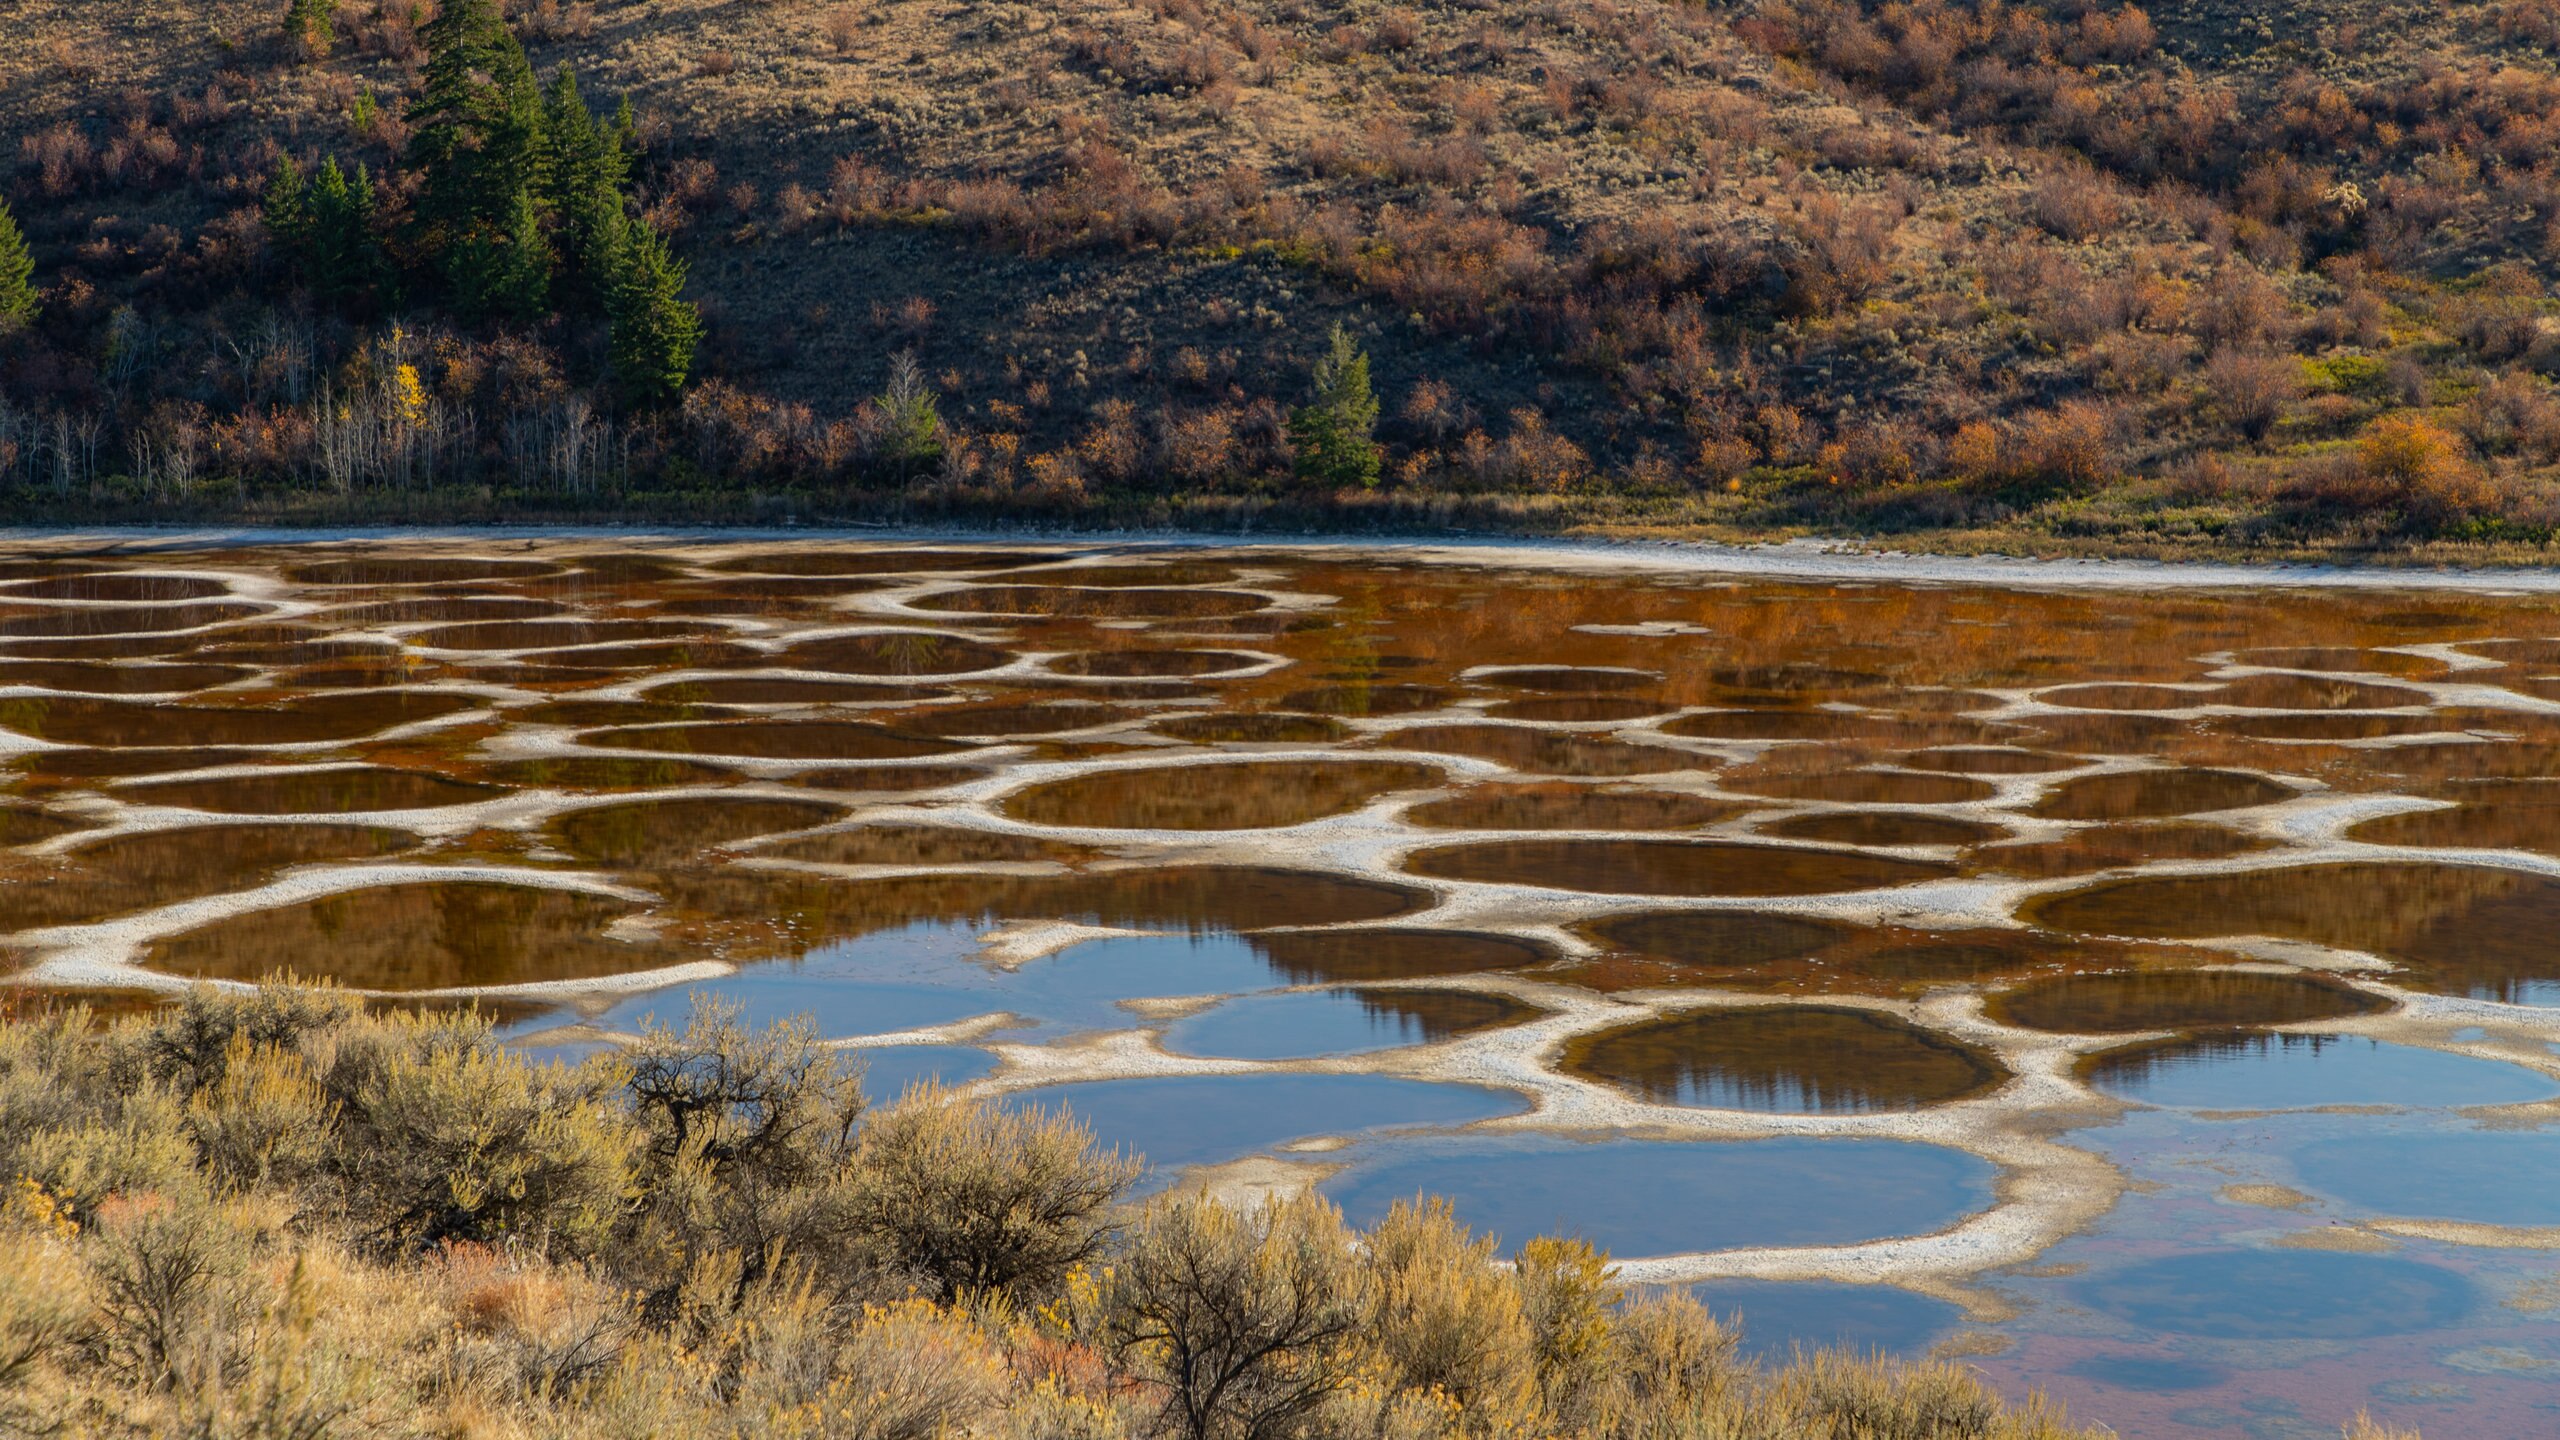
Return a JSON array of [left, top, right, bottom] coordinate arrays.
[[407, 0, 547, 314], [536, 65, 630, 307], [306, 158, 388, 307], [606, 221, 701, 404], [0, 198, 35, 332]]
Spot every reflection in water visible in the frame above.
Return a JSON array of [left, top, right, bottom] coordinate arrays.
[[2084, 1031, 2558, 1110], [0, 824, 414, 931], [146, 882, 686, 988], [1563, 1006, 2008, 1113], [1164, 988, 1539, 1060], [2027, 768, 2296, 821], [2023, 862, 2560, 1004], [579, 721, 967, 761], [1383, 724, 1702, 777], [125, 767, 509, 814], [1408, 838, 1956, 896], [1406, 783, 1741, 831], [1326, 1135, 1995, 1257], [1003, 759, 1444, 830], [549, 797, 846, 867], [1985, 971, 2392, 1034]]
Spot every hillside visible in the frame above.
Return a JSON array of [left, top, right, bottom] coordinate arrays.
[[6, 0, 2560, 551]]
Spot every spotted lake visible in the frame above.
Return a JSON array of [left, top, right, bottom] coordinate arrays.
[[3, 537, 2558, 1438]]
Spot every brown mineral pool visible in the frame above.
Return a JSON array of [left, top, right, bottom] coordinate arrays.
[[1562, 1006, 2008, 1113], [1405, 783, 1742, 831], [655, 865, 1433, 953], [2015, 711, 2192, 754], [1983, 970, 2392, 1034], [2038, 684, 2213, 711], [0, 602, 266, 638], [1003, 759, 1444, 830], [0, 574, 232, 602], [0, 661, 255, 694], [755, 823, 1096, 868], [2210, 711, 2455, 742], [2215, 674, 2433, 711], [1383, 724, 1701, 777], [1150, 712, 1352, 744], [639, 677, 950, 706], [1250, 928, 1555, 983], [914, 585, 1267, 619], [410, 618, 706, 651], [143, 882, 684, 989], [1164, 987, 1542, 1060], [1760, 811, 2010, 848], [1578, 910, 1855, 969], [1900, 748, 2084, 775], [891, 702, 1130, 737], [0, 807, 92, 845], [1724, 770, 1996, 806], [121, 767, 511, 814], [548, 796, 847, 867], [771, 631, 1015, 677], [791, 764, 992, 794], [578, 721, 968, 761], [1277, 683, 1457, 717], [2232, 647, 2452, 678], [0, 823, 414, 932], [1017, 563, 1241, 587], [1661, 711, 1994, 745], [481, 756, 740, 790], [1049, 649, 1262, 678], [1968, 822, 2277, 878], [280, 557, 566, 585], [2020, 860, 2560, 1004], [510, 699, 738, 728], [1407, 839, 1956, 896], [1470, 666, 1656, 692], [320, 595, 563, 624], [2027, 768, 2297, 821], [18, 747, 269, 779], [0, 691, 482, 747], [2345, 786, 2560, 853], [706, 549, 1062, 575], [1482, 695, 1672, 723]]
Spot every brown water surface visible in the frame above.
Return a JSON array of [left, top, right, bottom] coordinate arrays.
[[144, 882, 680, 988], [1384, 724, 1702, 777], [1984, 970, 2392, 1033], [1563, 1006, 2007, 1112], [0, 824, 414, 931], [580, 721, 967, 761], [2028, 768, 2297, 820], [1004, 759, 1444, 829], [1407, 839, 1955, 896], [1405, 783, 1741, 831], [550, 797, 847, 866], [123, 767, 510, 814]]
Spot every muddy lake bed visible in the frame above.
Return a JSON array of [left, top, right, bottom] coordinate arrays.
[[1, 536, 2558, 1437]]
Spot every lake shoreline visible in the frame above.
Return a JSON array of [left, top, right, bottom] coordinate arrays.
[[13, 521, 2560, 591]]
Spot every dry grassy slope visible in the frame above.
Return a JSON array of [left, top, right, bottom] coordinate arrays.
[[0, 0, 2112, 455], [550, 0, 2093, 441]]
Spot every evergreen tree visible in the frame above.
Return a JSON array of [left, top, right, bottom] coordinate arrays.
[[306, 158, 388, 307], [0, 198, 36, 332], [284, 0, 338, 56], [491, 185, 552, 321], [261, 155, 312, 254], [1287, 324, 1384, 488], [537, 65, 630, 304], [408, 0, 546, 306], [605, 221, 701, 404]]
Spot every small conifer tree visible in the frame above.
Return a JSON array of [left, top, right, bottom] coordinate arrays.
[[261, 155, 311, 252], [284, 0, 338, 56], [0, 199, 36, 331], [409, 0, 545, 298], [537, 65, 631, 305], [876, 351, 945, 474], [306, 158, 388, 306], [1288, 323, 1384, 488], [605, 221, 701, 403]]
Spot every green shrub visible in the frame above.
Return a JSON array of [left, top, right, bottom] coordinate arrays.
[[847, 1085, 1138, 1302], [1102, 1191, 1370, 1440]]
